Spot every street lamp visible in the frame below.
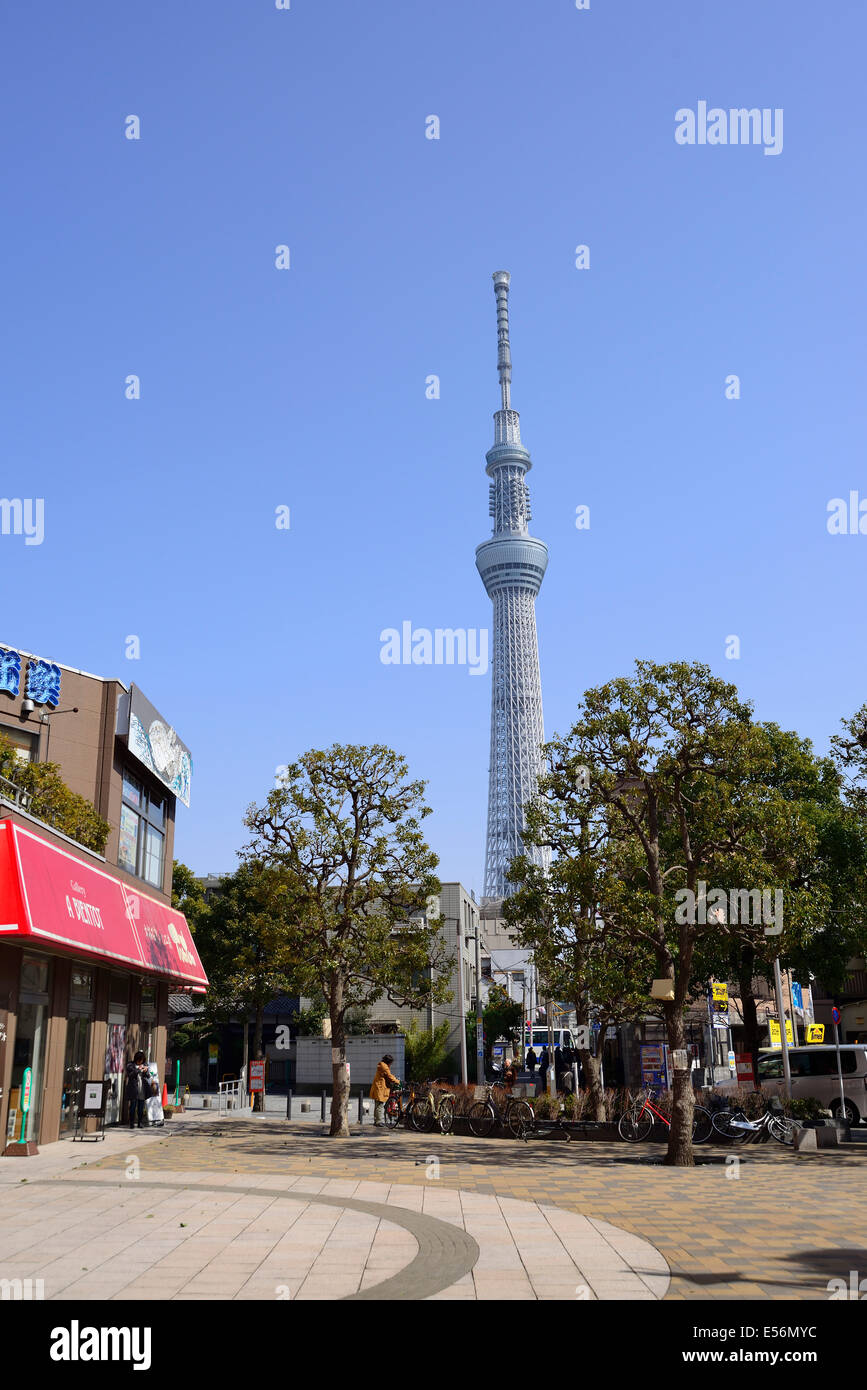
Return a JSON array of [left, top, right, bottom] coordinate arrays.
[[38, 706, 79, 761], [448, 917, 469, 1086]]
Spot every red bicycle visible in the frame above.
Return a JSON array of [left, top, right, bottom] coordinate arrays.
[[618, 1089, 713, 1144]]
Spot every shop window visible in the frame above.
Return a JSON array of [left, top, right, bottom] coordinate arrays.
[[118, 804, 139, 873], [70, 969, 93, 1001], [144, 824, 164, 887], [140, 984, 157, 1061], [122, 770, 142, 810], [19, 956, 49, 995], [0, 724, 38, 765], [118, 768, 166, 889], [109, 973, 129, 1008]]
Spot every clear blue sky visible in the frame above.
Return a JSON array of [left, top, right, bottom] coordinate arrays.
[[2, 2, 865, 894]]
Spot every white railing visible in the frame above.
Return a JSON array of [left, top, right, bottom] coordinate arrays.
[[218, 1076, 250, 1116]]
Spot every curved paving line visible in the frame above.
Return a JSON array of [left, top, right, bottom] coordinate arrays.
[[31, 1178, 480, 1302]]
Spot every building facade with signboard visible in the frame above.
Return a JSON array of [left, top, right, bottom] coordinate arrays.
[[0, 643, 206, 1148]]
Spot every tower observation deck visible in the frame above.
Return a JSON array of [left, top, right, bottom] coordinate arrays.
[[476, 272, 550, 902]]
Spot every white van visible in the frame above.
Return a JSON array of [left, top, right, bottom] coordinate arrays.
[[526, 1029, 573, 1052], [757, 1045, 867, 1123]]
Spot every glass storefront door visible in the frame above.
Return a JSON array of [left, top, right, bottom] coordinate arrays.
[[7, 955, 51, 1144], [61, 968, 94, 1136], [104, 1014, 127, 1125], [7, 1003, 49, 1144], [60, 1015, 91, 1136]]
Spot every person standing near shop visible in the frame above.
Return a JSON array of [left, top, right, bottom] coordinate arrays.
[[369, 1053, 400, 1127], [126, 1051, 148, 1129]]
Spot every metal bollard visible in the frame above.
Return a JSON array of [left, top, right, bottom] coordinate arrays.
[[321, 1089, 327, 1122], [286, 1089, 293, 1120], [357, 1088, 364, 1124]]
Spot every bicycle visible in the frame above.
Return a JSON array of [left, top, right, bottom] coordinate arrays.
[[618, 1089, 713, 1144], [409, 1082, 457, 1135], [711, 1098, 798, 1146], [467, 1082, 536, 1140], [383, 1083, 415, 1130]]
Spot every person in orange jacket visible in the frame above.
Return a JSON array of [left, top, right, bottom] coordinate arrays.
[[369, 1054, 400, 1127]]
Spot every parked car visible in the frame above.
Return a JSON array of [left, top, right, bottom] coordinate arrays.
[[757, 1044, 867, 1123]]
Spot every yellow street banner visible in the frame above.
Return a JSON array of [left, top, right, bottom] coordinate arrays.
[[806, 1024, 825, 1043], [711, 983, 729, 1005], [769, 1017, 794, 1047]]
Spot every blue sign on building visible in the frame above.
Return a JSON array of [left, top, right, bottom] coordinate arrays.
[[0, 648, 61, 706], [25, 658, 61, 708], [0, 648, 22, 698]]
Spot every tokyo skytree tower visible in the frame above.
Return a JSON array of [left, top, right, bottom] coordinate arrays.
[[476, 272, 550, 902]]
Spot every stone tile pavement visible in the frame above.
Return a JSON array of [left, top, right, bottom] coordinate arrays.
[[1, 1111, 864, 1300]]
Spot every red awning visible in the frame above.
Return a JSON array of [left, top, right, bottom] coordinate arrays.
[[0, 820, 208, 987]]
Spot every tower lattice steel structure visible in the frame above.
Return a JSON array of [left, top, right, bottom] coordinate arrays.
[[476, 272, 550, 902]]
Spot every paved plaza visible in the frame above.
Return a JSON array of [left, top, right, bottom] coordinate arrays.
[[1, 1111, 864, 1301]]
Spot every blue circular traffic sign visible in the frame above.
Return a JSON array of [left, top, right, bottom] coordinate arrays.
[[831, 1006, 841, 1025]]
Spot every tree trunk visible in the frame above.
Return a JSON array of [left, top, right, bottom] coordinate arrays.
[[329, 976, 350, 1137], [580, 1050, 605, 1122], [252, 1003, 265, 1113], [738, 945, 761, 1090], [663, 1004, 694, 1167]]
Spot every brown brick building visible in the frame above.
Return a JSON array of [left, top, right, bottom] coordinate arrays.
[[0, 642, 205, 1148]]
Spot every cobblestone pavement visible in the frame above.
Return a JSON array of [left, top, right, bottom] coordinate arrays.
[[1, 1114, 864, 1300]]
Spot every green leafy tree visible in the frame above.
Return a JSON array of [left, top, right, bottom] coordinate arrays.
[[171, 861, 206, 929], [194, 860, 303, 1110], [403, 1019, 452, 1081], [466, 983, 523, 1078], [0, 734, 109, 852], [532, 661, 824, 1166], [505, 834, 655, 1119], [244, 744, 453, 1136], [694, 722, 867, 1080], [288, 999, 328, 1036]]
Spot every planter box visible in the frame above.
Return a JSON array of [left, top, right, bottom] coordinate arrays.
[[794, 1123, 850, 1151]]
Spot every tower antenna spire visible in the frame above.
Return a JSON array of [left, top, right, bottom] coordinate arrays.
[[476, 271, 550, 904], [492, 271, 512, 411]]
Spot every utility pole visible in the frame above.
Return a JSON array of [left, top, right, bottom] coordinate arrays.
[[546, 993, 555, 1097], [455, 919, 468, 1086]]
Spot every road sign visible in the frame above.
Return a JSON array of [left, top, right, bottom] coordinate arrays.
[[806, 1024, 825, 1043], [712, 1011, 729, 1029], [573, 1025, 590, 1049], [735, 1054, 755, 1084], [831, 1006, 841, 1025], [769, 1017, 794, 1047], [711, 983, 729, 1005], [248, 1061, 265, 1092], [727, 1050, 736, 1071]]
